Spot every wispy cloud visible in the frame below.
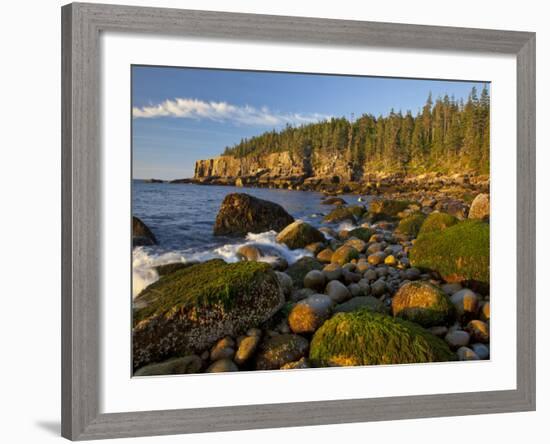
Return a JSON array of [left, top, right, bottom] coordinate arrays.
[[132, 98, 330, 126]]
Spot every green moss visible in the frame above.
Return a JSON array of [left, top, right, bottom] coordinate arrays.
[[134, 259, 274, 324], [323, 205, 366, 223], [369, 199, 413, 217], [392, 281, 455, 327], [418, 212, 458, 235], [348, 227, 374, 242], [410, 220, 489, 286], [396, 212, 427, 237], [155, 262, 198, 277], [310, 310, 454, 366]]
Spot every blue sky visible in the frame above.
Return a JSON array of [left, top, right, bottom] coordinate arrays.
[[132, 66, 488, 179]]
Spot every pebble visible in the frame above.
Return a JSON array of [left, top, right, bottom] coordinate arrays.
[[480, 301, 490, 321], [456, 346, 480, 361], [364, 268, 378, 281], [275, 271, 293, 297], [451, 289, 479, 319], [466, 320, 490, 343], [342, 268, 362, 284], [367, 251, 386, 265], [370, 279, 387, 297], [316, 248, 334, 263], [384, 255, 397, 266], [471, 343, 490, 360], [210, 337, 236, 361], [325, 280, 352, 303], [348, 283, 362, 297], [303, 270, 326, 291], [290, 287, 315, 302], [322, 263, 343, 281], [403, 267, 421, 280], [445, 330, 471, 348], [234, 335, 261, 365], [206, 359, 239, 372]]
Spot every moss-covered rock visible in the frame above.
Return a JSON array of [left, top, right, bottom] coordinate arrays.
[[134, 355, 202, 376], [331, 245, 360, 266], [334, 296, 389, 315], [418, 212, 459, 235], [366, 199, 413, 222], [396, 212, 427, 237], [213, 193, 294, 236], [155, 262, 198, 277], [409, 220, 490, 287], [309, 310, 454, 367], [286, 257, 324, 287], [392, 281, 455, 327], [323, 205, 366, 224], [276, 220, 325, 250], [347, 227, 374, 242], [132, 259, 284, 369]]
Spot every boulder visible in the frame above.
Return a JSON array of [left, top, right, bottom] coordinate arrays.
[[396, 212, 427, 237], [134, 355, 202, 376], [323, 205, 365, 224], [276, 220, 325, 249], [392, 281, 455, 327], [132, 260, 284, 369], [366, 199, 412, 222], [409, 220, 490, 289], [468, 193, 490, 220], [288, 294, 334, 334], [347, 227, 374, 242], [309, 310, 454, 367], [213, 193, 294, 236], [133, 216, 157, 246], [331, 245, 359, 266], [236, 244, 287, 270], [418, 212, 458, 235], [155, 261, 197, 277], [206, 359, 239, 373], [255, 334, 309, 370]]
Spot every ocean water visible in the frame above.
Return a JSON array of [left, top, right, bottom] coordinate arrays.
[[132, 181, 366, 297]]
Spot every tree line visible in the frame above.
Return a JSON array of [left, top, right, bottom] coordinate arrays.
[[222, 86, 490, 175]]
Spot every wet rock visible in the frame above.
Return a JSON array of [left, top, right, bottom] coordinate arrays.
[[444, 330, 471, 348], [288, 294, 334, 334], [370, 279, 387, 297], [450, 289, 479, 320], [316, 248, 334, 263], [331, 245, 360, 266], [206, 359, 239, 373], [133, 216, 157, 247], [303, 270, 326, 291], [210, 337, 236, 361], [325, 280, 352, 303], [322, 263, 343, 281], [234, 335, 261, 365], [255, 334, 309, 370], [276, 220, 325, 249], [213, 193, 294, 236], [471, 343, 490, 360], [367, 251, 386, 265], [466, 320, 489, 343]]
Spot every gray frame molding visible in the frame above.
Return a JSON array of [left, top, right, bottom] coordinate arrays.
[[61, 2, 536, 440]]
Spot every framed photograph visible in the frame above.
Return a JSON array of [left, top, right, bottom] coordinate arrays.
[[62, 2, 536, 440]]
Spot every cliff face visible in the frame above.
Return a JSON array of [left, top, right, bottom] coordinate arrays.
[[194, 150, 357, 185]]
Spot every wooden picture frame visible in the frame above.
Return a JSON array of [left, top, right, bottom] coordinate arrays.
[[61, 2, 536, 440]]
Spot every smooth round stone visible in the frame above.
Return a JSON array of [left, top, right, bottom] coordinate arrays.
[[303, 270, 326, 291], [376, 266, 389, 277], [364, 269, 378, 281], [451, 289, 479, 319], [322, 263, 343, 281], [480, 301, 490, 321], [348, 283, 362, 297], [357, 279, 371, 295], [206, 359, 239, 373], [384, 254, 397, 266], [345, 238, 367, 253], [441, 282, 463, 296], [288, 293, 333, 334], [342, 268, 361, 284], [471, 343, 490, 360], [428, 326, 448, 338], [367, 251, 386, 265], [370, 279, 387, 297], [210, 337, 236, 361], [234, 335, 261, 365], [403, 267, 421, 280], [275, 271, 293, 297], [290, 287, 315, 302], [445, 330, 471, 348], [325, 280, 351, 303], [466, 320, 490, 343], [356, 261, 370, 273], [367, 242, 385, 254], [456, 346, 480, 361], [316, 248, 334, 263]]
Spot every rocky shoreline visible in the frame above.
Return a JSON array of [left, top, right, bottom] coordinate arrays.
[[132, 190, 490, 375]]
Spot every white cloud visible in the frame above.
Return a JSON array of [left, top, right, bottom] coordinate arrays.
[[132, 97, 329, 126]]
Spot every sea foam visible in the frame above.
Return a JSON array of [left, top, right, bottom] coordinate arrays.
[[132, 230, 312, 298]]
